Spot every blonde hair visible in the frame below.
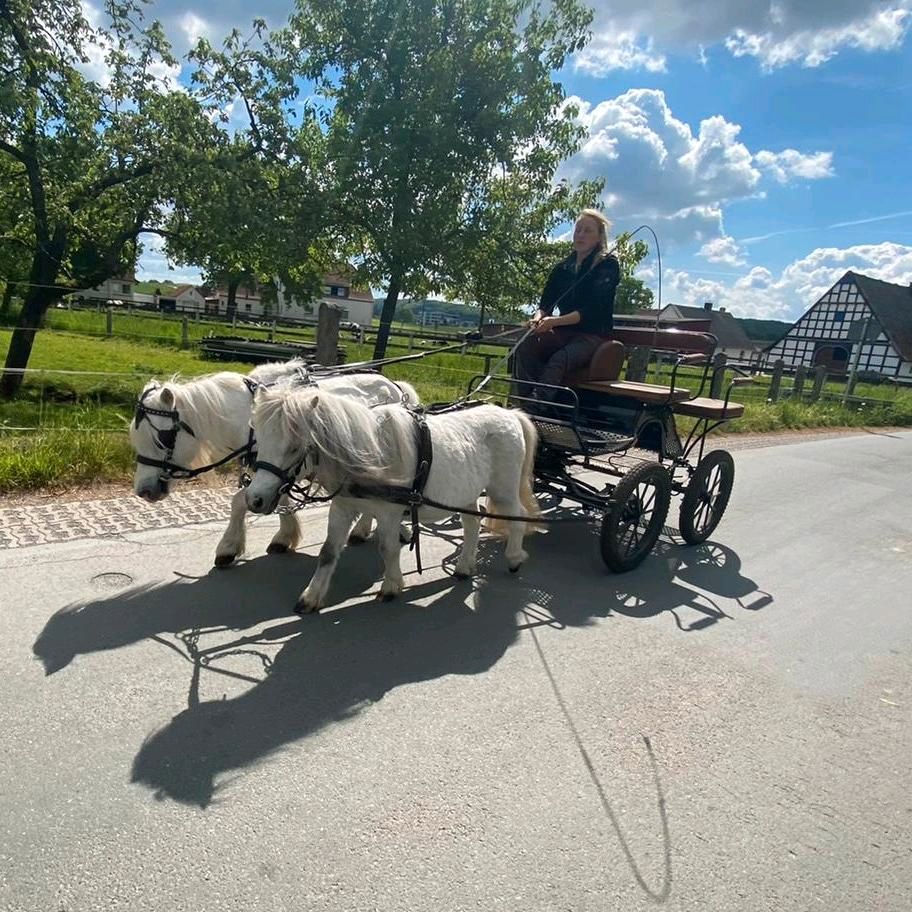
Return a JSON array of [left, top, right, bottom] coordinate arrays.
[[576, 209, 612, 255]]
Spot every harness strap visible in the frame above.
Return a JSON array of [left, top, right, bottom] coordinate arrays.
[[408, 411, 434, 574]]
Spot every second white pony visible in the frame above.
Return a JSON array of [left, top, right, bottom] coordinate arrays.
[[245, 385, 539, 613], [130, 361, 418, 567]]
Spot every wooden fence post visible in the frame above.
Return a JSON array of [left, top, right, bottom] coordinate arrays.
[[105, 307, 113, 338], [710, 352, 727, 398], [231, 313, 237, 329], [269, 319, 277, 342], [316, 301, 341, 366], [810, 364, 827, 402], [792, 365, 807, 400], [768, 359, 784, 401], [845, 372, 859, 401], [626, 346, 650, 382], [181, 317, 189, 350]]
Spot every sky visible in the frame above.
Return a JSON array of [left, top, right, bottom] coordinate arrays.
[[125, 0, 912, 321]]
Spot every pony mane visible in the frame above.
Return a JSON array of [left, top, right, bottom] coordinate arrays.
[[254, 386, 413, 489], [135, 372, 252, 465]]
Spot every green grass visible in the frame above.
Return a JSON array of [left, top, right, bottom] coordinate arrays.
[[0, 315, 910, 494]]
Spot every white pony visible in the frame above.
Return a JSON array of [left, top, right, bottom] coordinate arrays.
[[245, 385, 539, 613], [130, 360, 419, 567]]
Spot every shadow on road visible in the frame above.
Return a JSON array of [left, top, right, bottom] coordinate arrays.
[[32, 520, 772, 811]]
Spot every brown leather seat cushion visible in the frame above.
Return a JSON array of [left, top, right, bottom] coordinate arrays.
[[574, 380, 692, 403], [565, 340, 625, 384]]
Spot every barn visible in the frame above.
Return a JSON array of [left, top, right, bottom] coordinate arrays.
[[765, 271, 912, 382]]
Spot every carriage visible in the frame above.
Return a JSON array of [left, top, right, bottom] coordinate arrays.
[[467, 325, 749, 573]]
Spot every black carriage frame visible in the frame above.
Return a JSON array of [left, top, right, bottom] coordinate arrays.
[[467, 329, 750, 571]]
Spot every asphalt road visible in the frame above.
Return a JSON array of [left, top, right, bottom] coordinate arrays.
[[1, 431, 910, 911]]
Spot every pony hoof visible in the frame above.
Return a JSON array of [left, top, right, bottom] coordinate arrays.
[[295, 599, 320, 615], [378, 590, 398, 602], [213, 553, 237, 568], [454, 568, 474, 580], [348, 533, 369, 546], [267, 542, 290, 555]]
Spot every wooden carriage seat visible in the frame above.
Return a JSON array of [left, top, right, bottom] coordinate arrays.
[[672, 397, 745, 419]]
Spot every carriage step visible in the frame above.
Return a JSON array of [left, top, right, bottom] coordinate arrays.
[[533, 419, 634, 456]]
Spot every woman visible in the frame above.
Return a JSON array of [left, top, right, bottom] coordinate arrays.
[[512, 209, 620, 398]]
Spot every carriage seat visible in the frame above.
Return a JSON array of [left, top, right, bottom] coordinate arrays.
[[564, 338, 691, 402]]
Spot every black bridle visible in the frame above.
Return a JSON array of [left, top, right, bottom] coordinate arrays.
[[133, 384, 256, 485]]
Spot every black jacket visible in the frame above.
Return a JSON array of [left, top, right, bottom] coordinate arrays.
[[539, 249, 620, 335]]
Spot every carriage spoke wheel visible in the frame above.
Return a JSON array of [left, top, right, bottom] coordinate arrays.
[[600, 463, 671, 573], [679, 449, 735, 545]]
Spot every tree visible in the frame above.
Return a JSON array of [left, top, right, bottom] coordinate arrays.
[[612, 231, 654, 313], [0, 0, 216, 396], [445, 171, 602, 325], [164, 26, 334, 316], [287, 0, 594, 359]]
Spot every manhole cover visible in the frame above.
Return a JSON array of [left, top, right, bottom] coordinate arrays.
[[91, 572, 134, 589]]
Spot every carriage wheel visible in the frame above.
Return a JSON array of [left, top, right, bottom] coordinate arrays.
[[679, 450, 735, 545], [600, 462, 671, 573]]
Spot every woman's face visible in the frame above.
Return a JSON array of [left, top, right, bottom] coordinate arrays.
[[573, 216, 601, 256]]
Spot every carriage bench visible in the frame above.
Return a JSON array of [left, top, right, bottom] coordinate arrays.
[[564, 329, 744, 418]]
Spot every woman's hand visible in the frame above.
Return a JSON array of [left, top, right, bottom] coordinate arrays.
[[533, 315, 557, 334]]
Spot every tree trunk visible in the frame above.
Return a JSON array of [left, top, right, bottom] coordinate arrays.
[[372, 275, 401, 361], [1, 248, 59, 398], [1, 283, 14, 315], [226, 278, 239, 320]]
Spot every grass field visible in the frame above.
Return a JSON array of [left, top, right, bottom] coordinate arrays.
[[1, 310, 910, 493]]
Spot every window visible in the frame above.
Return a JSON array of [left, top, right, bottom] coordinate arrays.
[[245, 302, 252, 312], [834, 311, 845, 322], [329, 286, 349, 299], [121, 283, 131, 294]]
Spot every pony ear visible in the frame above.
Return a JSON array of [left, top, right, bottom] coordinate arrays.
[[159, 386, 175, 408]]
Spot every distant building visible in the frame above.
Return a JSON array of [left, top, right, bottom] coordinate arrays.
[[659, 302, 758, 360], [158, 284, 206, 314], [279, 272, 374, 327], [765, 271, 912, 381], [77, 272, 137, 306]]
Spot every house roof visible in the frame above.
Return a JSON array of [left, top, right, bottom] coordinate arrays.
[[172, 284, 197, 296], [849, 271, 912, 361], [661, 304, 756, 351]]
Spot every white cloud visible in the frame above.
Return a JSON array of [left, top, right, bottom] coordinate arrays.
[[560, 89, 833, 247], [667, 242, 912, 319], [179, 11, 211, 45], [137, 232, 204, 286], [699, 235, 747, 266], [576, 32, 667, 75], [581, 1, 912, 72], [755, 149, 835, 183], [725, 6, 911, 69]]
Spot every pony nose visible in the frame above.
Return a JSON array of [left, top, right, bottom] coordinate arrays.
[[249, 493, 264, 512]]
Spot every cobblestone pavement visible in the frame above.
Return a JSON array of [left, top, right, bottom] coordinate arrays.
[[0, 428, 895, 550], [0, 488, 235, 550]]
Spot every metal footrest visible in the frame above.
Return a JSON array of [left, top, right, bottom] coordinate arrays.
[[533, 418, 634, 456]]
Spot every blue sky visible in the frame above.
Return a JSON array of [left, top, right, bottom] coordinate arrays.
[[127, 0, 912, 320]]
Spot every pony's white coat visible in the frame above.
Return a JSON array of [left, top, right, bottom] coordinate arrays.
[[246, 386, 538, 612], [129, 360, 418, 565]]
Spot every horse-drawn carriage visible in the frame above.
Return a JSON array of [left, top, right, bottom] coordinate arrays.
[[470, 325, 749, 573], [131, 323, 748, 612]]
